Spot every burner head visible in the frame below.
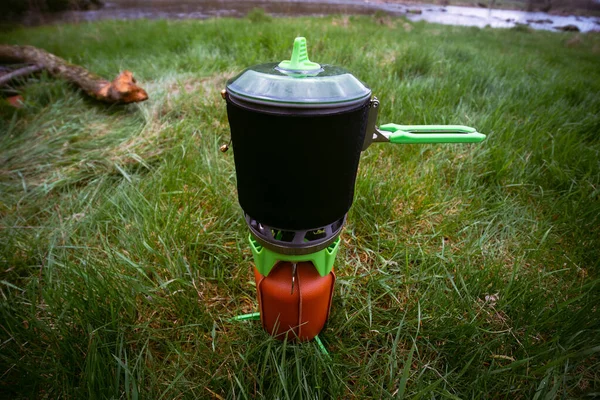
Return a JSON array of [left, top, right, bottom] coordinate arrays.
[[245, 214, 345, 255]]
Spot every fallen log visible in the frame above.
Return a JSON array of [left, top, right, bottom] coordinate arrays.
[[0, 45, 148, 104]]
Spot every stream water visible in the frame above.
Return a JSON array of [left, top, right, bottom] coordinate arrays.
[[18, 0, 600, 32]]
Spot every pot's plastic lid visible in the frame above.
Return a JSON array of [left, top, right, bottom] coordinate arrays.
[[226, 37, 371, 108]]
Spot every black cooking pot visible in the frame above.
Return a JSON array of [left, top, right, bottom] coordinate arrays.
[[225, 38, 485, 230]]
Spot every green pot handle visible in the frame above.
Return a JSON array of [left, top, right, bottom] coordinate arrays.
[[379, 124, 486, 144]]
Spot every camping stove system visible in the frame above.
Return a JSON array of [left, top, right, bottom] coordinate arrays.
[[222, 37, 485, 345]]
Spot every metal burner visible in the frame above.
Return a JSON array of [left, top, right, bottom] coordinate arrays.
[[245, 214, 345, 255]]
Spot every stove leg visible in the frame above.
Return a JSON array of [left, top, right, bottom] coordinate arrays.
[[230, 312, 331, 357], [230, 312, 261, 321]]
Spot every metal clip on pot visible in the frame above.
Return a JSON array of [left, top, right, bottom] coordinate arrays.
[[362, 98, 486, 150]]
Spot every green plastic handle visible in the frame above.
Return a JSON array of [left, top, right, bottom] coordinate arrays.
[[380, 124, 486, 144]]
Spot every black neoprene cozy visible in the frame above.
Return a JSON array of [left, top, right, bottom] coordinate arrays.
[[226, 95, 370, 230]]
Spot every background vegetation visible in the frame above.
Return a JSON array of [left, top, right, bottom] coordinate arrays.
[[1, 15, 599, 398]]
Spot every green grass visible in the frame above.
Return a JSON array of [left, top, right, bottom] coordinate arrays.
[[1, 15, 600, 398]]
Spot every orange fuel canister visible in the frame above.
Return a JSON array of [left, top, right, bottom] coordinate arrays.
[[253, 261, 335, 342]]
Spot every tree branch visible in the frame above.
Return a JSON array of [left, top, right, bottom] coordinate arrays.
[[0, 65, 42, 86], [0, 45, 148, 104]]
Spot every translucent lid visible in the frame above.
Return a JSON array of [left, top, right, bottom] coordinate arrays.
[[226, 37, 371, 108]]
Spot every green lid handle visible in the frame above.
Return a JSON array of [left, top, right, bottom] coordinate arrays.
[[278, 37, 321, 72], [379, 124, 486, 144]]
